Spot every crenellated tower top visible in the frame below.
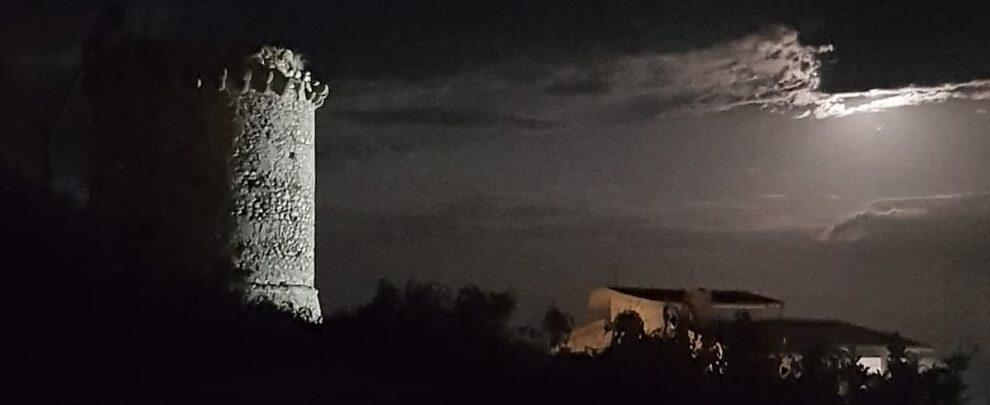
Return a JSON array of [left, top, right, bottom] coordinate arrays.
[[196, 46, 330, 108], [249, 46, 305, 78]]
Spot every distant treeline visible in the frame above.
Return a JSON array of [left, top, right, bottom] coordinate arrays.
[[0, 164, 973, 404]]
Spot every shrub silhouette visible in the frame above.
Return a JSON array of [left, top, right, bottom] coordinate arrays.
[[542, 305, 574, 351]]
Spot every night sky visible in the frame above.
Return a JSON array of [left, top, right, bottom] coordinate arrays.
[[3, 0, 989, 397]]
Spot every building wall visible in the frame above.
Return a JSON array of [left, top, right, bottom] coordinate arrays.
[[596, 288, 781, 331], [569, 288, 784, 352], [848, 345, 939, 374], [707, 305, 783, 322], [565, 319, 610, 353], [568, 288, 936, 380], [608, 293, 671, 333]]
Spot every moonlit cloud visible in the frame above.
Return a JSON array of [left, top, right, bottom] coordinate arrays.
[[537, 26, 834, 121], [628, 26, 832, 115], [662, 28, 990, 119], [325, 24, 990, 135], [601, 27, 990, 119], [712, 37, 990, 119], [793, 80, 990, 119], [819, 192, 990, 242], [324, 26, 835, 134]]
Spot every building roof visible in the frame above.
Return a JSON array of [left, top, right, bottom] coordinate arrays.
[[607, 286, 783, 306], [746, 319, 931, 350]]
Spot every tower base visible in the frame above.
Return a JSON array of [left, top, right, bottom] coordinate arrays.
[[235, 284, 323, 324]]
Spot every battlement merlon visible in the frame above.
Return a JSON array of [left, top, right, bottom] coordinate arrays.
[[195, 46, 330, 108]]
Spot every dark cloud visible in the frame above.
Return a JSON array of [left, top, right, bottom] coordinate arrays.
[[819, 193, 990, 265], [542, 65, 612, 96], [595, 94, 692, 123], [321, 135, 415, 161], [324, 193, 592, 234], [325, 24, 990, 127], [325, 107, 556, 129], [323, 26, 833, 137]]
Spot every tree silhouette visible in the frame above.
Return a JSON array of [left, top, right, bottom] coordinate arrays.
[[926, 349, 975, 405], [542, 306, 574, 351], [607, 310, 646, 346]]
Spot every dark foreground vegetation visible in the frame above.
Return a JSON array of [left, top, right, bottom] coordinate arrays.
[[0, 165, 974, 404]]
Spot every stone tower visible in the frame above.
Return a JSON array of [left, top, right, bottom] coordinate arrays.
[[81, 32, 327, 323], [224, 47, 328, 323]]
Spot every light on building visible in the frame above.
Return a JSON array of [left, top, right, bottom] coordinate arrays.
[[857, 356, 883, 375]]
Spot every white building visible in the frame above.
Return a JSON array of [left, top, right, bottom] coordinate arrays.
[[565, 286, 936, 376], [566, 286, 784, 352]]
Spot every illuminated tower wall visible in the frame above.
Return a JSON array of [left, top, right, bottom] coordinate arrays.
[[224, 47, 328, 323], [83, 39, 327, 323]]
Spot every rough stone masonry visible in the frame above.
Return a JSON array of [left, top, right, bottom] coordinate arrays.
[[225, 47, 329, 323], [81, 38, 328, 323]]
